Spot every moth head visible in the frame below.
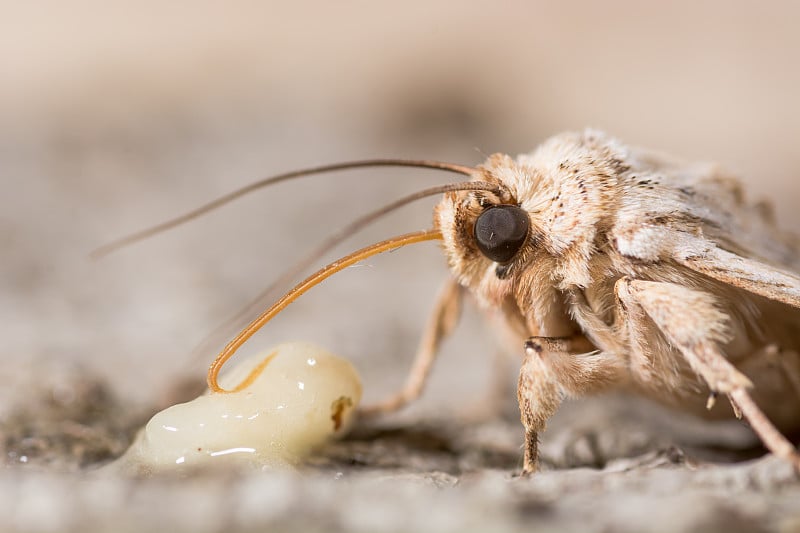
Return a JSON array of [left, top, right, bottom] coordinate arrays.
[[434, 154, 538, 302], [436, 132, 632, 293]]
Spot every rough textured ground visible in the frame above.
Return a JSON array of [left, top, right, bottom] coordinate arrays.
[[3, 361, 799, 533], [3, 3, 800, 532]]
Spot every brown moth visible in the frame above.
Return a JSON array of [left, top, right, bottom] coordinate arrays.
[[429, 130, 800, 472], [97, 130, 800, 474]]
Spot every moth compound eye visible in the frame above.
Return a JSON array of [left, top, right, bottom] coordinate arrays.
[[474, 205, 530, 264]]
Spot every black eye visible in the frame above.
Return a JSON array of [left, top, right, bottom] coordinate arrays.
[[473, 205, 530, 263]]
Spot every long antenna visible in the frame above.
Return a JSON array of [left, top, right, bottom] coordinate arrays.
[[208, 229, 443, 393], [90, 159, 475, 258], [189, 180, 501, 358]]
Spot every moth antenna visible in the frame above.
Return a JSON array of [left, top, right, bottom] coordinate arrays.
[[191, 180, 502, 359], [208, 229, 443, 393], [90, 159, 475, 258]]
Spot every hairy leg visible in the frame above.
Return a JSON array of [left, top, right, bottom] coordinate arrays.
[[360, 277, 463, 416], [617, 278, 800, 470], [517, 335, 619, 474]]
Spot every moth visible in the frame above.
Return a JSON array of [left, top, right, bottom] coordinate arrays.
[[96, 130, 800, 473]]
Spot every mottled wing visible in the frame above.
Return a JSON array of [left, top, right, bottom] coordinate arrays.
[[626, 146, 800, 310], [675, 244, 800, 309]]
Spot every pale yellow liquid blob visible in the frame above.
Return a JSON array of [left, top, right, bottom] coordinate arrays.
[[117, 342, 361, 473]]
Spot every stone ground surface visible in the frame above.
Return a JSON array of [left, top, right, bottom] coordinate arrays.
[[3, 3, 800, 532]]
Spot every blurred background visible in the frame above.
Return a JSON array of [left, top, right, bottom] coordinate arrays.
[[3, 1, 800, 410]]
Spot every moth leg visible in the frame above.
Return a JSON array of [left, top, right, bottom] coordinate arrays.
[[618, 278, 800, 470], [518, 335, 609, 474], [728, 389, 800, 469], [359, 278, 463, 417]]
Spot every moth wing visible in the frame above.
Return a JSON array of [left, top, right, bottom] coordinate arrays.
[[674, 243, 800, 309]]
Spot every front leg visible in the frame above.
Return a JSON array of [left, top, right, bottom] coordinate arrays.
[[360, 278, 462, 416], [517, 335, 621, 474]]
